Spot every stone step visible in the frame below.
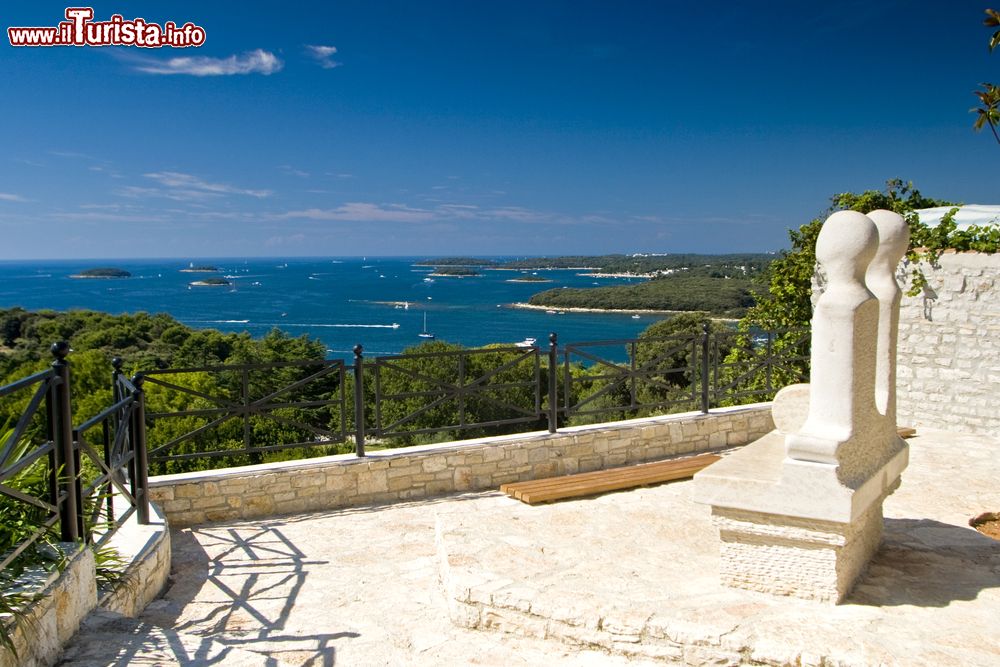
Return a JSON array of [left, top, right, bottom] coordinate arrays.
[[56, 610, 294, 667]]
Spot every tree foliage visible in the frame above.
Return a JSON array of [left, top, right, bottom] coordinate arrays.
[[529, 274, 759, 317], [973, 9, 1000, 144], [726, 179, 957, 400]]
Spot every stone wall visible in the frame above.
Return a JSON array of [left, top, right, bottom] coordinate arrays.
[[0, 506, 170, 667], [896, 252, 999, 435], [0, 547, 95, 667], [149, 404, 775, 528]]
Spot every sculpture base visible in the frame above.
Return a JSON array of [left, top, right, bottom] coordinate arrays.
[[710, 500, 885, 603], [693, 430, 906, 604]]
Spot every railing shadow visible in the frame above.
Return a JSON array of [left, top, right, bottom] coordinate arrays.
[[141, 525, 358, 666], [849, 517, 1000, 608]]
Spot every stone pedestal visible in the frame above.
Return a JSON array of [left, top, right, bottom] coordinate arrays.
[[694, 210, 910, 603]]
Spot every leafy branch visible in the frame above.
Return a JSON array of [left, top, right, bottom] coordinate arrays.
[[973, 9, 1000, 144]]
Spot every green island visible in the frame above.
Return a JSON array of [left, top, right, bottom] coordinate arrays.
[[428, 267, 481, 277], [189, 278, 231, 286], [180, 265, 220, 273], [520, 257, 770, 317], [70, 268, 131, 279], [506, 275, 552, 283], [527, 274, 759, 317], [415, 257, 498, 267]]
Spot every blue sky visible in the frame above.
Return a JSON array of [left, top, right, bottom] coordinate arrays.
[[0, 1, 996, 259]]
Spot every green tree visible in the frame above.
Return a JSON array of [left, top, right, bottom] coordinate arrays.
[[973, 9, 1000, 144], [726, 180, 952, 401]]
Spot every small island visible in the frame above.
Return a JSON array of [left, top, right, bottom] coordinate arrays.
[[70, 268, 131, 279], [427, 267, 481, 277], [180, 264, 220, 273], [506, 275, 552, 283], [189, 278, 232, 287]]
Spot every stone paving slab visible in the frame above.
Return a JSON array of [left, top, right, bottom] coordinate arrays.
[[438, 428, 1000, 665], [59, 428, 999, 665]]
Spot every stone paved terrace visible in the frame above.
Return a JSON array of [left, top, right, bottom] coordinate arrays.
[[58, 427, 1000, 666]]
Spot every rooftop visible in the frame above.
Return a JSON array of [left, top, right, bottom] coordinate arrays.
[[58, 426, 1000, 666]]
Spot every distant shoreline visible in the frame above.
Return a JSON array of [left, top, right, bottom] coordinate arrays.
[[510, 303, 739, 321], [506, 278, 553, 283], [486, 266, 600, 272], [510, 302, 680, 315], [577, 272, 654, 279]]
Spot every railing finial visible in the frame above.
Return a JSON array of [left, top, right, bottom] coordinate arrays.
[[111, 356, 123, 371], [50, 340, 70, 360]]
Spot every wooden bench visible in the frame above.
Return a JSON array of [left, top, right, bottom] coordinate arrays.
[[500, 453, 721, 505]]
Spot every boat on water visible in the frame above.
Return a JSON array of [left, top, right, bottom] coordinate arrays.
[[418, 312, 435, 339], [515, 337, 537, 348], [632, 314, 641, 319]]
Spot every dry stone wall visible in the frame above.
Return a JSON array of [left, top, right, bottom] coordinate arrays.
[[149, 404, 775, 528], [896, 252, 999, 435]]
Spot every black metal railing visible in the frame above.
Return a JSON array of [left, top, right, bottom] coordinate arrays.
[[127, 327, 806, 467], [72, 360, 148, 544], [0, 325, 809, 560], [371, 344, 541, 439], [561, 332, 704, 419], [139, 358, 347, 465], [0, 343, 149, 581]]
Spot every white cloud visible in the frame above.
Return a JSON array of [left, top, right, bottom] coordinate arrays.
[[144, 171, 271, 198], [0, 193, 27, 202], [278, 165, 310, 178], [305, 45, 341, 69], [281, 203, 434, 223], [131, 49, 283, 76]]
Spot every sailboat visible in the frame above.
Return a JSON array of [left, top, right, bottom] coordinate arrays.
[[418, 312, 435, 339]]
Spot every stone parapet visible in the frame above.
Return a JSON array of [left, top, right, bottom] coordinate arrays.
[[148, 404, 775, 528]]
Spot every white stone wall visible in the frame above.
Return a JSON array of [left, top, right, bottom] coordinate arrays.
[[896, 252, 999, 435], [149, 404, 775, 528]]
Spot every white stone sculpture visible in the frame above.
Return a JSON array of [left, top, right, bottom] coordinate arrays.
[[693, 209, 910, 603]]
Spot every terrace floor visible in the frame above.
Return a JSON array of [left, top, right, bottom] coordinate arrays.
[[59, 427, 1000, 666]]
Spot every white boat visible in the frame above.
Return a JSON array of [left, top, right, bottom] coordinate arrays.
[[632, 314, 641, 319], [515, 337, 537, 348], [418, 312, 435, 339], [545, 310, 556, 314]]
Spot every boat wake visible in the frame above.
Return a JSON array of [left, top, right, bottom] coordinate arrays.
[[275, 322, 402, 329]]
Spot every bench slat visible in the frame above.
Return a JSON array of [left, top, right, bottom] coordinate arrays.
[[499, 454, 719, 494], [501, 453, 720, 505]]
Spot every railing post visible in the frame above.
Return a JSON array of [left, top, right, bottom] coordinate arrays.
[[547, 333, 558, 433], [110, 357, 124, 522], [50, 341, 81, 542], [131, 374, 150, 525], [353, 344, 366, 457], [700, 323, 710, 414]]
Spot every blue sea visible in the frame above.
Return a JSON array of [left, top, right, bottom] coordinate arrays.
[[0, 257, 665, 360]]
